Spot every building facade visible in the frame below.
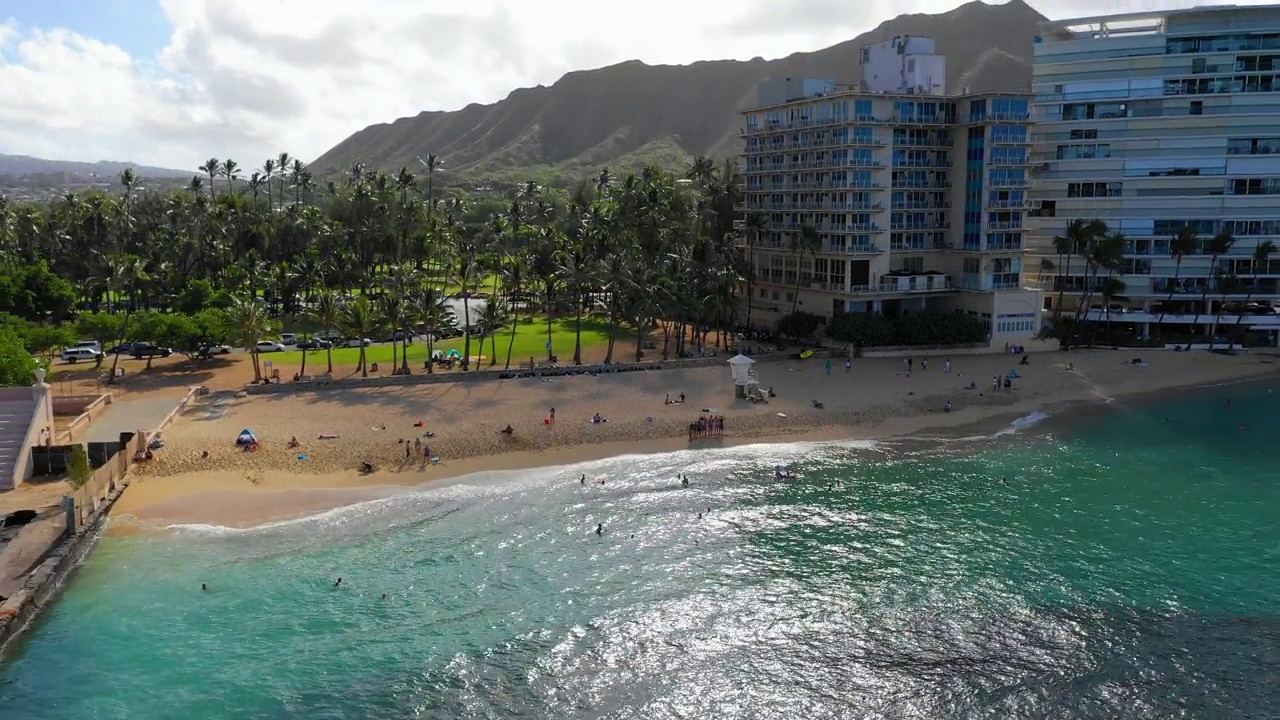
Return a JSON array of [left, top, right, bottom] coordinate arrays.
[[740, 36, 1042, 342], [1027, 5, 1280, 344]]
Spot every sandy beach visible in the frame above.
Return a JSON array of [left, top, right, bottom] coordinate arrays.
[[110, 349, 1278, 529]]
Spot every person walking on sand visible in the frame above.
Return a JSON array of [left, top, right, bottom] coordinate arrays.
[[845, 358, 851, 373], [825, 359, 832, 375], [921, 358, 928, 372], [944, 358, 951, 374]]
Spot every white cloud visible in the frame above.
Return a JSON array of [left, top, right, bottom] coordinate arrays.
[[0, 0, 1276, 171]]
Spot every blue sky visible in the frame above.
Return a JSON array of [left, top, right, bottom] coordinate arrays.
[[3, 0, 170, 57]]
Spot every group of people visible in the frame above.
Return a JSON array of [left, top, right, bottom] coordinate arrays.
[[399, 437, 433, 460], [689, 414, 725, 440]]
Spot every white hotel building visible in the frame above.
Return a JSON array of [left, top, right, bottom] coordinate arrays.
[[739, 36, 1043, 343], [1028, 4, 1280, 345]]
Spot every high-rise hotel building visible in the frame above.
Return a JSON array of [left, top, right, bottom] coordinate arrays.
[[1027, 4, 1280, 343], [739, 36, 1043, 342]]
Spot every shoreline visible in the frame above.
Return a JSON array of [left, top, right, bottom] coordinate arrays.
[[108, 350, 1278, 531]]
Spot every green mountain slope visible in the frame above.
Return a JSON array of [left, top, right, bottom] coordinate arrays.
[[313, 0, 1048, 183]]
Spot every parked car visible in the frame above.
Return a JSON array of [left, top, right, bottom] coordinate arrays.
[[342, 338, 372, 348], [106, 342, 144, 355], [197, 344, 232, 356], [253, 341, 286, 353], [280, 333, 298, 346], [130, 343, 173, 359], [384, 330, 415, 342], [296, 338, 333, 350], [70, 340, 102, 354], [61, 347, 104, 364]]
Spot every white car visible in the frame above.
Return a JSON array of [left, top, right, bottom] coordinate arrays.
[[61, 347, 103, 363], [279, 333, 297, 346], [253, 341, 286, 353], [343, 338, 372, 348]]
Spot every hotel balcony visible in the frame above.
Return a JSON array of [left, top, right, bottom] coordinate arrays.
[[972, 112, 1032, 123], [988, 220, 1024, 231], [893, 159, 950, 169], [848, 158, 886, 168], [848, 136, 888, 146], [891, 222, 951, 232], [890, 239, 949, 251], [985, 239, 1024, 251], [891, 179, 948, 189], [990, 135, 1031, 146], [795, 274, 956, 296], [825, 243, 881, 255], [849, 223, 886, 233], [989, 156, 1034, 167], [847, 180, 887, 190], [892, 114, 949, 126], [891, 201, 952, 210], [987, 199, 1030, 209], [989, 178, 1030, 188]]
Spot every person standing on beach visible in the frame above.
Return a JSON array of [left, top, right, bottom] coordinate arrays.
[[549, 407, 556, 424], [596, 523, 603, 536], [944, 358, 951, 374], [845, 358, 851, 373], [921, 358, 928, 372], [825, 359, 832, 375]]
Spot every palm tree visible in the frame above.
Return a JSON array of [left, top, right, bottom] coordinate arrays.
[[740, 211, 767, 328], [277, 153, 292, 207], [261, 158, 276, 212], [475, 300, 508, 367], [453, 241, 478, 370], [413, 288, 453, 374], [1234, 240, 1277, 344], [246, 172, 266, 210], [230, 295, 272, 383], [222, 159, 240, 194], [501, 253, 526, 370], [1099, 277, 1127, 344], [199, 158, 221, 199], [1065, 218, 1110, 347], [1153, 226, 1200, 340], [789, 224, 821, 314], [307, 289, 342, 374], [339, 295, 376, 377], [1192, 229, 1235, 348]]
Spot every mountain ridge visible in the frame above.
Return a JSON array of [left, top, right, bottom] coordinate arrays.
[[0, 153, 191, 180], [313, 0, 1049, 183]]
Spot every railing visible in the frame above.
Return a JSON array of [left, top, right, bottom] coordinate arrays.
[[890, 242, 948, 251], [849, 136, 888, 146], [891, 202, 952, 210], [893, 114, 949, 125], [892, 181, 948, 189], [848, 159, 885, 167], [893, 160, 950, 168], [891, 223, 951, 231], [893, 138, 949, 147], [990, 135, 1030, 146], [989, 156, 1032, 166], [988, 221, 1024, 230], [827, 244, 881, 254], [987, 199, 1029, 209], [985, 241, 1023, 251], [849, 223, 884, 232], [989, 178, 1030, 187], [972, 111, 1032, 122]]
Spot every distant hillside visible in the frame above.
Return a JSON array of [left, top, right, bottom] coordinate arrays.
[[313, 0, 1047, 184], [0, 154, 191, 180]]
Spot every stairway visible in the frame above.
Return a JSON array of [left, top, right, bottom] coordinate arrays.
[[0, 399, 36, 489]]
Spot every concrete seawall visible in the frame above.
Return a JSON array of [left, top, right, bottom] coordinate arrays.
[[0, 478, 129, 655]]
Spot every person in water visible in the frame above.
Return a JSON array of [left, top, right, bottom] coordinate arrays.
[[596, 523, 603, 536], [681, 475, 689, 487], [201, 583, 208, 591], [334, 578, 343, 588], [580, 474, 586, 485]]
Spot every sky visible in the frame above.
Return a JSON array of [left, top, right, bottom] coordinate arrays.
[[0, 0, 1270, 172]]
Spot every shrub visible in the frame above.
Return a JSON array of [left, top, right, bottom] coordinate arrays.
[[776, 311, 822, 340], [826, 311, 987, 348], [67, 445, 92, 489]]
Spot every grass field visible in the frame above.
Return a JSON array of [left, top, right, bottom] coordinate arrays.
[[271, 318, 640, 370]]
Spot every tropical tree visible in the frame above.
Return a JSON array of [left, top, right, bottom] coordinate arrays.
[[789, 224, 821, 314], [306, 288, 342, 375], [1153, 226, 1200, 340], [1191, 229, 1235, 348], [230, 295, 272, 383], [339, 295, 376, 377], [1234, 240, 1277, 343], [474, 300, 508, 367]]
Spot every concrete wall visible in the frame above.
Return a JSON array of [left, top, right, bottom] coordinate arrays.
[[53, 394, 112, 444]]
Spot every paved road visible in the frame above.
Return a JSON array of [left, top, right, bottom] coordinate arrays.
[[84, 398, 183, 443]]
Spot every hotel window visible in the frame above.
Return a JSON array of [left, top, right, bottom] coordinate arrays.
[[1067, 182, 1121, 198], [1069, 129, 1098, 140]]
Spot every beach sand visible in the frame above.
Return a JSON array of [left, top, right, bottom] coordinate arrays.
[[111, 349, 1277, 529]]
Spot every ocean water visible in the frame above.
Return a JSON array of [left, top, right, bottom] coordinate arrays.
[[1, 382, 1278, 719]]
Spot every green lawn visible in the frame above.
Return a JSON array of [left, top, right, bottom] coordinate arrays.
[[270, 317, 640, 370]]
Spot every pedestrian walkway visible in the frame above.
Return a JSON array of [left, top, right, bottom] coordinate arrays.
[[84, 398, 182, 443]]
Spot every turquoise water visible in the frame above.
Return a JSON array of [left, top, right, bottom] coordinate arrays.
[[1, 382, 1278, 718]]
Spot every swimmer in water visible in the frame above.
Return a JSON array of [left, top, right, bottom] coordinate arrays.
[[201, 583, 207, 591], [681, 475, 689, 487], [697, 513, 702, 519], [381, 593, 387, 600], [580, 474, 585, 485], [596, 523, 603, 536], [334, 578, 343, 588]]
